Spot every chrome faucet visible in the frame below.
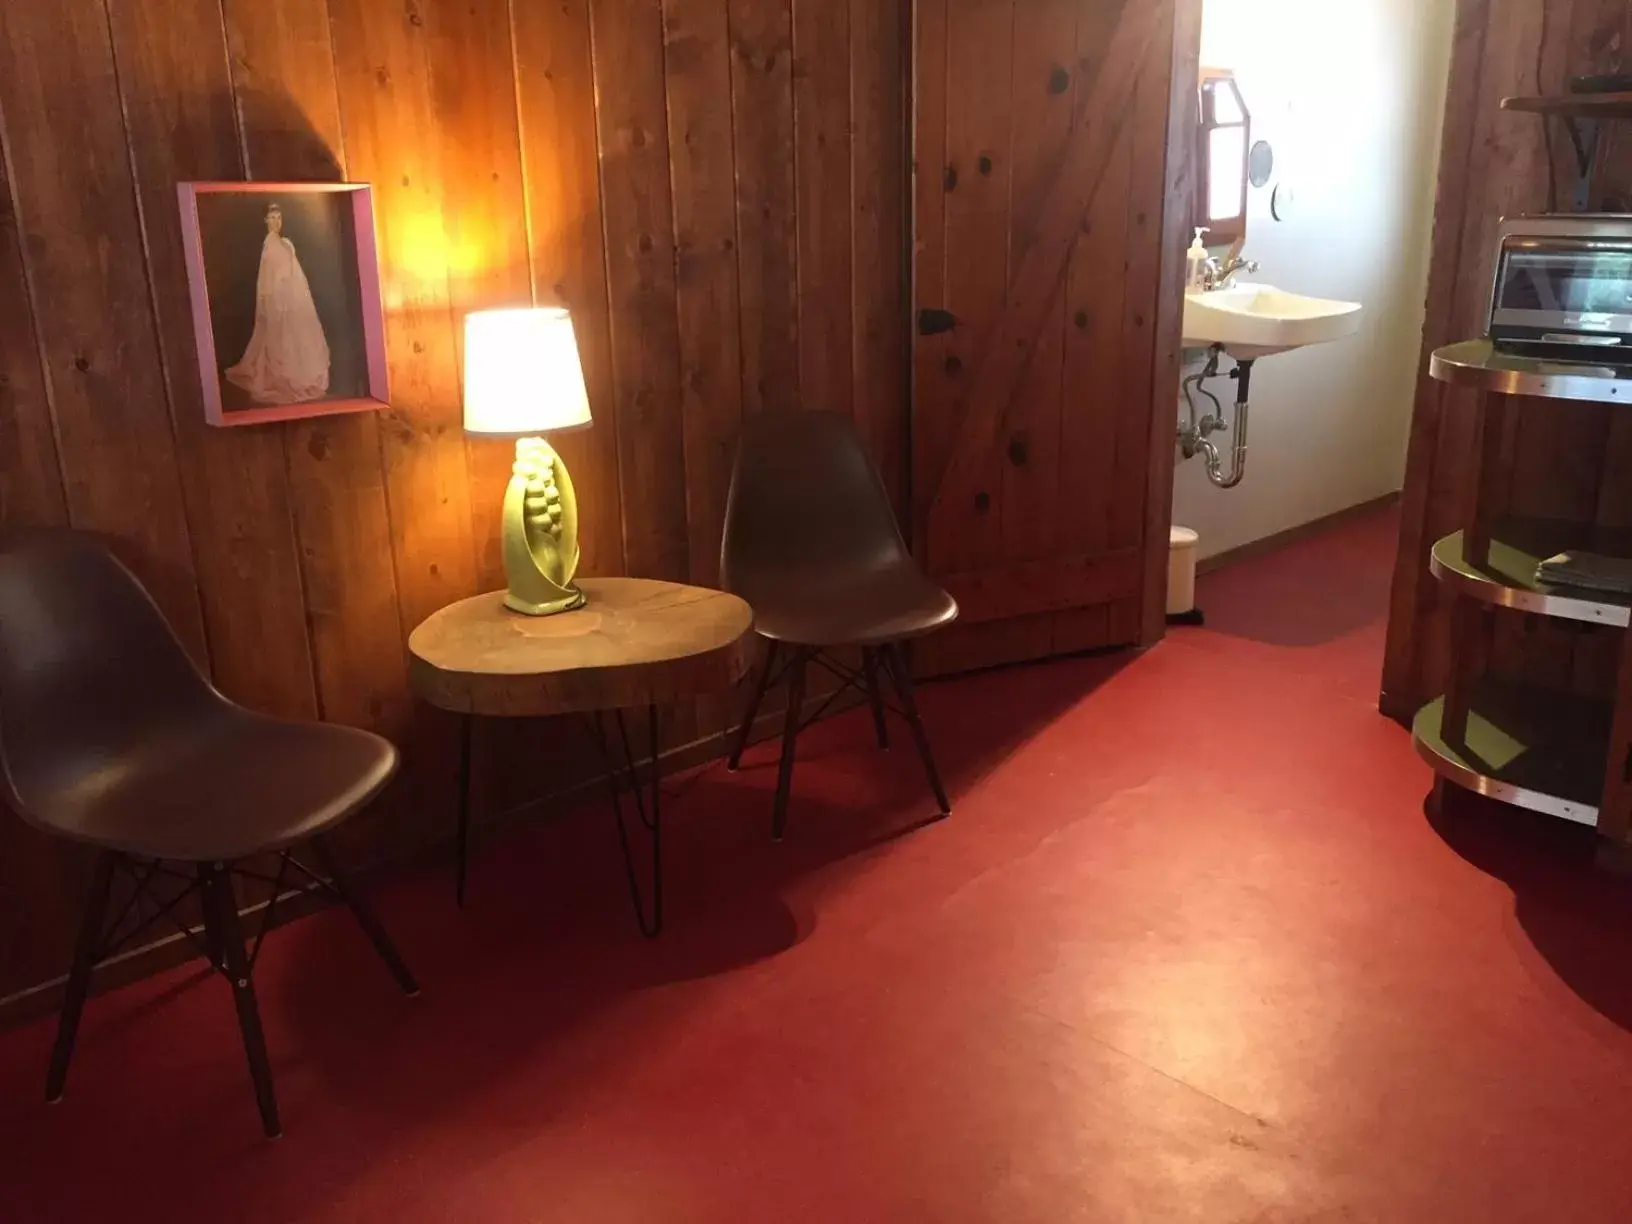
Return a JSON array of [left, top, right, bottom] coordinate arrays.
[[1203, 256, 1259, 291]]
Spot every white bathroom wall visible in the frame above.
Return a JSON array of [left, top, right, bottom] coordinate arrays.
[[1172, 0, 1456, 561]]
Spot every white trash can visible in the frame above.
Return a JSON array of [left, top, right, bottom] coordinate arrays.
[[1167, 526, 1200, 616]]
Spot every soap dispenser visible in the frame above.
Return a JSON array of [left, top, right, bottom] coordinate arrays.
[[1186, 228, 1210, 291]]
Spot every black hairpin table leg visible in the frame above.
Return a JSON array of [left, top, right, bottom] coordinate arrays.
[[589, 704, 663, 939], [455, 714, 473, 909]]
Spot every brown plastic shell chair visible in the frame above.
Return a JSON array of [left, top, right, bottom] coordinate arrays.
[[0, 530, 418, 1139], [720, 411, 956, 839]]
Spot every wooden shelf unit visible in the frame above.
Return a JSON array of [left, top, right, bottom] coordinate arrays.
[[1421, 349, 1632, 862]]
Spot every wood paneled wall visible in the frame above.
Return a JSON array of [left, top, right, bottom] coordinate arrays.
[[1382, 0, 1632, 719], [0, 0, 907, 1008]]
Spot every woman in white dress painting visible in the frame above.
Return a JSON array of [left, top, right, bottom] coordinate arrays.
[[225, 202, 331, 404]]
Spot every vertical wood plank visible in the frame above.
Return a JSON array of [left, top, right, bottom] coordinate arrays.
[[106, 0, 321, 720], [590, 0, 690, 584], [1135, 0, 1197, 645], [0, 116, 67, 527], [587, 0, 699, 787], [423, 0, 535, 595], [1111, 25, 1170, 558], [327, 0, 479, 638], [911, 0, 951, 553], [1001, 0, 1076, 569], [729, 0, 800, 417], [224, 1, 349, 167], [221, 0, 414, 738], [988, 0, 1079, 662], [425, 0, 591, 827], [0, 92, 77, 1009], [510, 0, 625, 580], [1052, 2, 1134, 656], [324, 0, 489, 850], [662, 0, 746, 745], [931, 0, 1016, 577], [851, 0, 908, 510], [793, 0, 855, 417], [663, 0, 744, 591], [0, 0, 207, 657]]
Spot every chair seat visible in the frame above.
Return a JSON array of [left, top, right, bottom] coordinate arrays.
[[742, 565, 958, 647], [32, 714, 397, 863]]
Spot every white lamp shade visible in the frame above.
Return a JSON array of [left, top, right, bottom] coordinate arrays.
[[463, 307, 593, 436]]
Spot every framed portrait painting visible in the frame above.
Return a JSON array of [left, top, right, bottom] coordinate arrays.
[[177, 182, 389, 426]]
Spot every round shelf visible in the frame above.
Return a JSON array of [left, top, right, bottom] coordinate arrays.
[[1503, 93, 1632, 120], [1413, 676, 1609, 828], [1430, 339, 1632, 405], [1429, 527, 1632, 628]]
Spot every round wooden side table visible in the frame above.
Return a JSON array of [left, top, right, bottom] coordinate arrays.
[[408, 578, 755, 935]]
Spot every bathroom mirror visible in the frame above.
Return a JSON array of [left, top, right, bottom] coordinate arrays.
[[1248, 140, 1274, 189], [1197, 69, 1251, 249]]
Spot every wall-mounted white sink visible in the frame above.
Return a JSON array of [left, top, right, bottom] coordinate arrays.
[[1183, 284, 1363, 359]]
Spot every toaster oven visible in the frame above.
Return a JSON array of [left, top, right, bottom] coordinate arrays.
[[1489, 215, 1632, 362]]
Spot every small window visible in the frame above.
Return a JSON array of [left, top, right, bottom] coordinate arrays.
[[1197, 69, 1251, 248]]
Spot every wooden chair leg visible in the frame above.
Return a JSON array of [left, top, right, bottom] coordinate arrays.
[[45, 851, 117, 1104], [728, 641, 781, 771], [883, 643, 951, 815], [198, 863, 281, 1139], [308, 840, 420, 997], [772, 649, 809, 842], [863, 648, 890, 750]]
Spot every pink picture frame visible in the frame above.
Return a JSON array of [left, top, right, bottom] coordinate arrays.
[[177, 181, 389, 427]]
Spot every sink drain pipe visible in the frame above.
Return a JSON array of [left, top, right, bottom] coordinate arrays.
[[1179, 345, 1256, 490]]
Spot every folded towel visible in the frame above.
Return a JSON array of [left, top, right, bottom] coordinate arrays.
[[1536, 549, 1632, 594]]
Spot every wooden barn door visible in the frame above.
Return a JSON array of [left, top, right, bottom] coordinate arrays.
[[912, 0, 1200, 674]]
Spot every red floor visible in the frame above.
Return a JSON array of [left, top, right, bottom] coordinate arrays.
[[6, 505, 1632, 1222]]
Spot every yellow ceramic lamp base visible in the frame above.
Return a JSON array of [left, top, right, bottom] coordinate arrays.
[[502, 437, 586, 617]]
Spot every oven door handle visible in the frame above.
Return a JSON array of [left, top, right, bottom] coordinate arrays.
[[1539, 332, 1626, 347], [1504, 237, 1632, 253]]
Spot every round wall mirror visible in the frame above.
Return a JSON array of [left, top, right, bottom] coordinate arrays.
[[1248, 140, 1275, 189]]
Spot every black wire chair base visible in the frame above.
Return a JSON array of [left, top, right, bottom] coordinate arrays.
[[588, 705, 664, 939], [46, 841, 417, 1139], [727, 641, 952, 842]]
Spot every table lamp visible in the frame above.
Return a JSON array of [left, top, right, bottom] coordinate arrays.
[[464, 307, 593, 617]]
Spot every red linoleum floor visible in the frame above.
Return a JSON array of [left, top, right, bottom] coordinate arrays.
[[6, 505, 1632, 1222]]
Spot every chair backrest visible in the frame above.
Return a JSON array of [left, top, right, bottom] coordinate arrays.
[[720, 411, 911, 595], [0, 530, 225, 826]]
